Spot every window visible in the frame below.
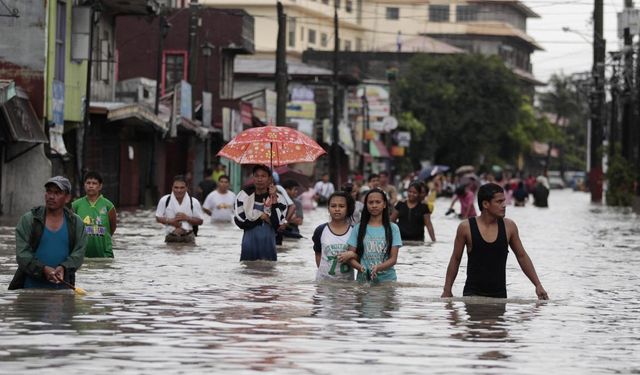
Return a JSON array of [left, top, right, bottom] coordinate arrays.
[[55, 1, 66, 82], [344, 40, 352, 51], [163, 52, 186, 94], [356, 37, 362, 51], [97, 30, 111, 82], [385, 7, 399, 20], [220, 54, 233, 99], [321, 32, 328, 47], [308, 29, 317, 44], [346, 0, 353, 12], [301, 26, 304, 41], [429, 5, 449, 22], [322, 0, 329, 4], [456, 5, 478, 22], [335, 0, 341, 8], [288, 17, 296, 47]]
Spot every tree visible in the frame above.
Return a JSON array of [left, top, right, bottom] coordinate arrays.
[[397, 54, 523, 167], [537, 74, 588, 174]]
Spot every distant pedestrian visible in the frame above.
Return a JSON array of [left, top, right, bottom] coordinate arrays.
[[212, 163, 227, 185], [299, 187, 317, 210], [513, 181, 528, 207], [390, 182, 436, 242], [342, 182, 363, 224], [156, 175, 204, 243], [441, 183, 548, 299], [202, 175, 236, 223], [196, 168, 217, 204], [359, 173, 380, 200], [72, 171, 117, 258], [314, 173, 335, 206], [312, 192, 356, 281], [281, 179, 304, 239], [447, 184, 477, 219], [532, 176, 550, 208], [9, 176, 87, 290], [379, 171, 398, 206]]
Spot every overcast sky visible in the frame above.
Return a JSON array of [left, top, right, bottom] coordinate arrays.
[[527, 0, 623, 83]]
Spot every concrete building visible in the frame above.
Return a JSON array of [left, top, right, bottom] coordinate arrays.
[[174, 0, 369, 57], [423, 0, 542, 86], [0, 2, 57, 216], [116, 6, 255, 200]]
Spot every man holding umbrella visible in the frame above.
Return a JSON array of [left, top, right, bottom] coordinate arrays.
[[217, 125, 326, 260]]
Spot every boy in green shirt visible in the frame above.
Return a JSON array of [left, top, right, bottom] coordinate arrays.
[[72, 171, 117, 258]]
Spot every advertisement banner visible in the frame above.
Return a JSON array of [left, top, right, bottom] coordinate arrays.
[[52, 80, 64, 126], [202, 91, 212, 128], [240, 102, 253, 126], [286, 101, 316, 119], [179, 80, 192, 120]]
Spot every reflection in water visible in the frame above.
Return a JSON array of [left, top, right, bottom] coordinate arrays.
[[311, 283, 399, 321], [5, 291, 79, 329]]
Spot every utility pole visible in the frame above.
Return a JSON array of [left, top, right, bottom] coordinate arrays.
[[187, 1, 199, 85], [590, 0, 605, 202], [154, 14, 170, 115], [621, 0, 634, 161], [330, 1, 341, 188], [81, 3, 97, 183], [609, 54, 620, 159], [275, 2, 287, 126]]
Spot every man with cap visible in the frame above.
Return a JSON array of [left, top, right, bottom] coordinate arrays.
[[9, 176, 87, 290]]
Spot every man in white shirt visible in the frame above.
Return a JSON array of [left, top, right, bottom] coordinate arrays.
[[202, 175, 236, 223], [314, 173, 335, 206], [155, 175, 204, 243]]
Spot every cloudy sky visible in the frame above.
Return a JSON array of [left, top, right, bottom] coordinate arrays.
[[527, 0, 623, 83]]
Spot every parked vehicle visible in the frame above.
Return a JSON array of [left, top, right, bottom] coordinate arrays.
[[564, 171, 587, 191], [547, 171, 565, 189]]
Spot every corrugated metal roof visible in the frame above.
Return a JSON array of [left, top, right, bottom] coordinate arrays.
[[377, 35, 465, 54], [235, 58, 333, 76]]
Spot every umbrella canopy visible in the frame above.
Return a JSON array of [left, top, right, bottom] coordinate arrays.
[[217, 126, 326, 167], [455, 165, 475, 175], [459, 173, 479, 187], [275, 165, 312, 189], [418, 165, 450, 180]]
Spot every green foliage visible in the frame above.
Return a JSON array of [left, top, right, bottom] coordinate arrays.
[[397, 54, 524, 167], [398, 112, 426, 138], [537, 73, 589, 171], [606, 149, 636, 206]]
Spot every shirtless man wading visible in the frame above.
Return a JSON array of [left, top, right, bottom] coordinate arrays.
[[441, 183, 549, 300]]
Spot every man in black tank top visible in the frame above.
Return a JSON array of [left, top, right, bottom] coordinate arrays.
[[441, 183, 548, 300]]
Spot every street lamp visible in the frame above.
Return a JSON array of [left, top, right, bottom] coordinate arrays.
[[562, 27, 593, 44], [562, 24, 606, 202], [201, 42, 215, 92]]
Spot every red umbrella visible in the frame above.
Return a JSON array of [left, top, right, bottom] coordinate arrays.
[[217, 125, 326, 167]]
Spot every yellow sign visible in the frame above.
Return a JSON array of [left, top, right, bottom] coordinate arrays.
[[391, 146, 405, 157], [286, 101, 316, 119]]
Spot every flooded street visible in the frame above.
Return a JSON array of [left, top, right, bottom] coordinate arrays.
[[0, 189, 639, 374]]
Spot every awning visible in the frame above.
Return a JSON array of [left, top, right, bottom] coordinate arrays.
[[91, 102, 169, 133], [369, 139, 390, 158], [0, 88, 48, 144], [176, 116, 218, 140]]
